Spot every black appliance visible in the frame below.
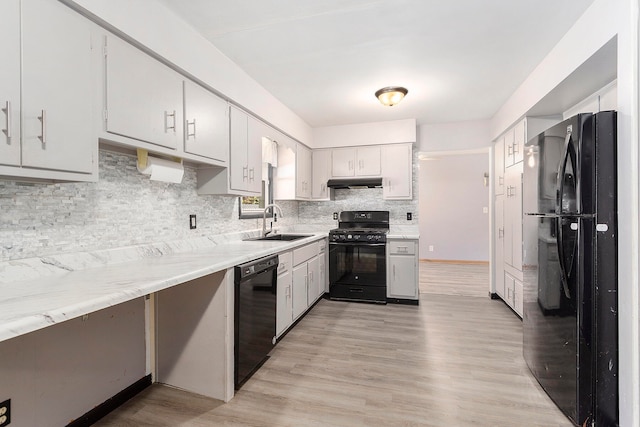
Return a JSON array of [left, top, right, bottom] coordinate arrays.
[[329, 210, 389, 303], [234, 254, 278, 389], [326, 177, 383, 189], [522, 112, 618, 426]]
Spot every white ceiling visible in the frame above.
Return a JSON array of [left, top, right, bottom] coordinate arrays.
[[158, 0, 595, 128]]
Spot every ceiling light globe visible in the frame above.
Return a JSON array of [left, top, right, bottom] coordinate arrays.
[[375, 86, 408, 106]]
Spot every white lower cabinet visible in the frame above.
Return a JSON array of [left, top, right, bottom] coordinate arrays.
[[276, 251, 293, 337], [504, 272, 523, 317], [292, 263, 309, 320], [386, 239, 419, 301], [291, 242, 321, 320]]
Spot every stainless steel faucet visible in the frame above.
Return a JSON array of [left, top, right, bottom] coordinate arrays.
[[262, 204, 283, 237]]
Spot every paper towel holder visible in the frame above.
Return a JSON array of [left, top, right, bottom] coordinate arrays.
[[136, 148, 185, 183]]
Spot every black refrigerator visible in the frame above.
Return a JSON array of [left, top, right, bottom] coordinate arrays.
[[522, 112, 618, 426]]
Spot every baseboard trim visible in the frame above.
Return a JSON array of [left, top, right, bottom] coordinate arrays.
[[387, 297, 419, 306], [66, 374, 152, 427], [420, 259, 489, 265]]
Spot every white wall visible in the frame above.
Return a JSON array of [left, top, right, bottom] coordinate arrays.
[[63, 0, 313, 145], [419, 153, 490, 262], [418, 119, 492, 152], [312, 119, 416, 149]]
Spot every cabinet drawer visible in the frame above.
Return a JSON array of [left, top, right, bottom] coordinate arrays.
[[388, 240, 416, 255], [293, 243, 318, 266], [277, 250, 293, 275]]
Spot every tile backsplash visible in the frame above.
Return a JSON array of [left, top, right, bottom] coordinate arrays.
[[0, 148, 417, 261], [0, 149, 294, 261]]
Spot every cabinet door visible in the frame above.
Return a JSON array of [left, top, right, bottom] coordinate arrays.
[[513, 120, 525, 164], [514, 279, 523, 317], [510, 163, 524, 270], [382, 144, 412, 199], [183, 80, 228, 163], [356, 146, 381, 176], [494, 195, 505, 298], [105, 35, 183, 150], [388, 254, 417, 299], [504, 129, 515, 167], [276, 270, 292, 337], [307, 256, 319, 305], [21, 0, 95, 173], [296, 144, 312, 199], [504, 163, 523, 268], [0, 0, 20, 166], [332, 147, 356, 177], [246, 115, 263, 194], [312, 149, 331, 199], [494, 139, 504, 195], [229, 107, 248, 192], [504, 273, 515, 307], [292, 263, 308, 319]]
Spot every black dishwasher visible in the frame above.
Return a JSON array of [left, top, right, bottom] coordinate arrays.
[[234, 254, 279, 389]]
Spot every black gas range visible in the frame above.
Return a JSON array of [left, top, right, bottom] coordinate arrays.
[[328, 211, 389, 303]]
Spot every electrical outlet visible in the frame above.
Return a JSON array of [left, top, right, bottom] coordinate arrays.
[[406, 212, 412, 221], [0, 399, 11, 426], [333, 212, 338, 220], [428, 245, 434, 252], [189, 214, 197, 230]]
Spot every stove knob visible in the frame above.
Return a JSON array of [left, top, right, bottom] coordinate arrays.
[[368, 235, 373, 240], [347, 234, 352, 240], [375, 235, 382, 241]]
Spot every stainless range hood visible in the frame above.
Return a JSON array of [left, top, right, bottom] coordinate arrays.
[[326, 177, 383, 189]]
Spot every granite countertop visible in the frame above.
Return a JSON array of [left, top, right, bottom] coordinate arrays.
[[387, 225, 420, 239], [0, 231, 327, 344]]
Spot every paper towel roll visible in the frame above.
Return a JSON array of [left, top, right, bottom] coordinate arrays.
[[137, 156, 184, 183]]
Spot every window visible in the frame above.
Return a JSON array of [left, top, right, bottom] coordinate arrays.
[[239, 164, 274, 219]]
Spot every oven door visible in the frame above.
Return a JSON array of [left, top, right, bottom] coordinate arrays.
[[329, 242, 386, 303]]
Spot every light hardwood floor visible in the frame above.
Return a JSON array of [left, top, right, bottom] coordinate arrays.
[[420, 260, 490, 298], [96, 264, 572, 427]]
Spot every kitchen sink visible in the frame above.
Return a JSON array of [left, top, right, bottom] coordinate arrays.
[[244, 234, 313, 242]]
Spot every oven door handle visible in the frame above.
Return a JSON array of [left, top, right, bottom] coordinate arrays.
[[329, 242, 386, 247]]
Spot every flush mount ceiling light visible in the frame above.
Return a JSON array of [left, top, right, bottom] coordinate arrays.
[[375, 86, 408, 107]]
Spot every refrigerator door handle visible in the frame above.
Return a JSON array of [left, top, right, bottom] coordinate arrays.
[[556, 131, 572, 214], [555, 217, 572, 299]]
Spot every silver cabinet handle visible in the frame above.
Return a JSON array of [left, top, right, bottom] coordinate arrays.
[[393, 264, 396, 278], [507, 144, 513, 156], [243, 166, 248, 181], [249, 167, 255, 182], [186, 118, 196, 139], [2, 101, 11, 139], [164, 110, 176, 132], [498, 228, 504, 238], [38, 110, 47, 144], [397, 246, 408, 253], [513, 142, 519, 154]]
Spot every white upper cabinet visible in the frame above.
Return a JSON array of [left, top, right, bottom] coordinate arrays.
[[183, 80, 228, 163], [228, 107, 261, 194], [0, 0, 97, 180], [382, 143, 412, 200], [105, 35, 183, 150], [332, 146, 381, 177], [296, 144, 312, 199], [311, 149, 331, 200], [0, 0, 20, 167]]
